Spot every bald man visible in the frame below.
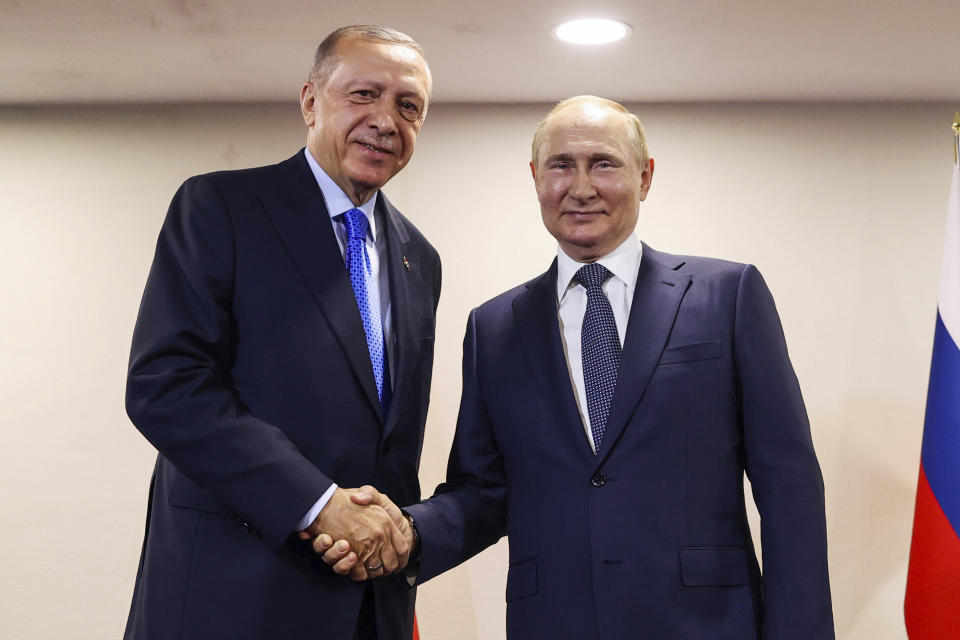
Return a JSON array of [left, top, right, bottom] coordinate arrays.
[[324, 96, 834, 639]]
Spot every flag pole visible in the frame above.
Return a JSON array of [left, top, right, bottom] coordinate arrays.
[[953, 111, 959, 167]]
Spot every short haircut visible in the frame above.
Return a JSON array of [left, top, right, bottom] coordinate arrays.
[[531, 95, 650, 168], [308, 25, 429, 91]]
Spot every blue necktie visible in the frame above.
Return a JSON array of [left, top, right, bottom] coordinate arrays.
[[342, 208, 386, 405], [575, 263, 622, 454]]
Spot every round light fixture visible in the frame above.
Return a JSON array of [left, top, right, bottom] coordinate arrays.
[[554, 18, 631, 45]]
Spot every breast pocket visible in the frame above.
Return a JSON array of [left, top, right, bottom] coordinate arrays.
[[659, 340, 722, 366]]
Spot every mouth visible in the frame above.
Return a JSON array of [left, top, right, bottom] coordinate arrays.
[[355, 141, 395, 156], [563, 210, 605, 218]]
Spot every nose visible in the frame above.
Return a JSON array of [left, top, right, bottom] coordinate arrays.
[[568, 166, 597, 201], [366, 100, 398, 136]]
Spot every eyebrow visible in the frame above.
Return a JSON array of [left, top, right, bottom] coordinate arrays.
[[345, 78, 425, 100], [589, 152, 621, 163], [544, 153, 574, 164], [346, 77, 385, 90], [543, 152, 622, 164]]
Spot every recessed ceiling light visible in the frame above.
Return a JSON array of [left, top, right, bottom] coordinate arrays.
[[554, 18, 632, 45]]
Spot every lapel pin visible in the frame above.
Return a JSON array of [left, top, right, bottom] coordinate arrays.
[[402, 256, 411, 271]]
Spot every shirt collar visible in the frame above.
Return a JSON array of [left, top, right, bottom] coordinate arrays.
[[304, 148, 379, 240], [556, 233, 643, 302]]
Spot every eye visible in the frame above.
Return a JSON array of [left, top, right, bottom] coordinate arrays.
[[352, 90, 376, 101], [398, 99, 422, 121], [594, 160, 614, 169], [550, 161, 571, 169]]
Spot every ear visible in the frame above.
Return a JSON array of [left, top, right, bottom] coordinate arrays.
[[300, 82, 317, 127], [638, 157, 654, 201], [529, 161, 537, 181]]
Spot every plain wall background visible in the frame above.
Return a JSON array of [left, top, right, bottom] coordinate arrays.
[[0, 101, 953, 638]]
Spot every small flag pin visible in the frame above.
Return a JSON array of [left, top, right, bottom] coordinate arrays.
[[402, 256, 411, 271]]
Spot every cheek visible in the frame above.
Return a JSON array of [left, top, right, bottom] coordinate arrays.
[[598, 176, 627, 194], [539, 180, 567, 207], [338, 111, 372, 143], [403, 122, 422, 145], [537, 187, 551, 206], [598, 181, 633, 209]]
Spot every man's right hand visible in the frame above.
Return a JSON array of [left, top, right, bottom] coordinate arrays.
[[297, 486, 410, 580], [311, 489, 416, 580]]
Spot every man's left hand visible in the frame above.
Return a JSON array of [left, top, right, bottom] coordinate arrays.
[[305, 488, 415, 581]]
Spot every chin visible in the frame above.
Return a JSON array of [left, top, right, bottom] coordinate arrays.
[[347, 170, 392, 191], [345, 157, 395, 179], [563, 232, 604, 251]]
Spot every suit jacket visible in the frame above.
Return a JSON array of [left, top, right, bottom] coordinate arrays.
[[406, 244, 834, 639], [124, 151, 440, 640]]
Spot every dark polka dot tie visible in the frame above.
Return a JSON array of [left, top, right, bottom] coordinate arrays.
[[574, 263, 622, 454], [343, 208, 385, 404]]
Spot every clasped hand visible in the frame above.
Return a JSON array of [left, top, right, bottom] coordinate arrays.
[[298, 486, 412, 581]]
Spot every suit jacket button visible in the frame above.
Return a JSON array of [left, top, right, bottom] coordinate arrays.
[[591, 472, 606, 488]]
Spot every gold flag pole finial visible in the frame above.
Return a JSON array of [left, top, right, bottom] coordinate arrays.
[[953, 111, 960, 166]]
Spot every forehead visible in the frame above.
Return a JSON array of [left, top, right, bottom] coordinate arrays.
[[541, 104, 632, 156], [329, 37, 430, 97]]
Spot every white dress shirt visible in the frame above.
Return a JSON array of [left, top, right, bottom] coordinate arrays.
[[296, 148, 394, 531], [556, 233, 643, 453]]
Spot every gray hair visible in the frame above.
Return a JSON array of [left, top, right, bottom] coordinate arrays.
[[531, 95, 650, 168], [308, 25, 427, 89]]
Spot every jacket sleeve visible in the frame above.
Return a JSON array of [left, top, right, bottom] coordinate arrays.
[[405, 309, 508, 583], [125, 175, 331, 549], [735, 264, 835, 639]]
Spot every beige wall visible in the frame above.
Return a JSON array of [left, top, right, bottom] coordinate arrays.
[[0, 102, 953, 638]]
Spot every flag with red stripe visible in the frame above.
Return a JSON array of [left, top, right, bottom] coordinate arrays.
[[904, 147, 960, 637]]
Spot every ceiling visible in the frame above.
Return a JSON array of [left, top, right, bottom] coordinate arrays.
[[2, 0, 959, 104]]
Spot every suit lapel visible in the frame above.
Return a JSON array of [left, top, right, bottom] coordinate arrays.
[[380, 195, 420, 443], [596, 244, 691, 467], [514, 261, 596, 465], [260, 152, 382, 418]]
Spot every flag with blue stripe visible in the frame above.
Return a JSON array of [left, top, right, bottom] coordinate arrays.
[[905, 155, 960, 637]]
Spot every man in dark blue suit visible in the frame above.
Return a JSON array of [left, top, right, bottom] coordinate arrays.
[[124, 25, 439, 640], [325, 95, 835, 638]]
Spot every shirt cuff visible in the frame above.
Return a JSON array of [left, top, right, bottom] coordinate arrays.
[[295, 483, 338, 531]]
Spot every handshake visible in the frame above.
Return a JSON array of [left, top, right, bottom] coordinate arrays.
[[297, 486, 414, 581]]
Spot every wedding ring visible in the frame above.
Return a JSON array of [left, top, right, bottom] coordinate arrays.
[[366, 562, 383, 571]]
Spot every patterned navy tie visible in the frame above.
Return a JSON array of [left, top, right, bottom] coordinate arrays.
[[574, 263, 622, 454], [343, 208, 386, 404]]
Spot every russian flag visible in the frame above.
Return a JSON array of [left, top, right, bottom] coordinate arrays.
[[904, 150, 960, 637]]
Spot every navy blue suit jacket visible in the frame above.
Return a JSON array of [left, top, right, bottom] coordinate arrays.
[[406, 245, 834, 639], [124, 151, 440, 639]]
